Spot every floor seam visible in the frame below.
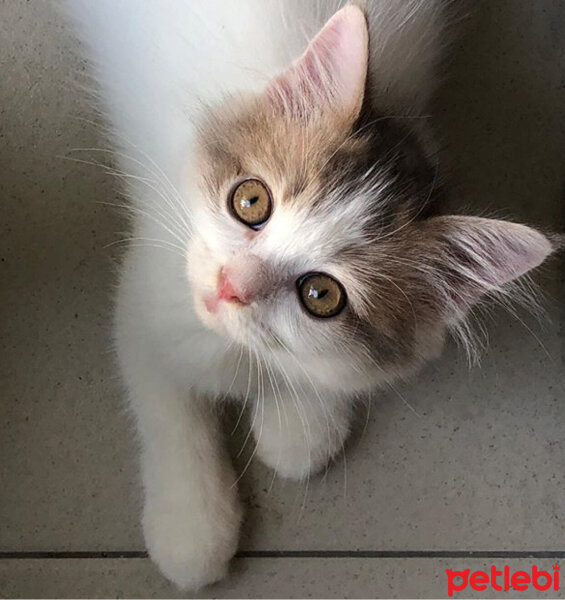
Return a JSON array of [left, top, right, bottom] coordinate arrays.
[[2, 550, 565, 560]]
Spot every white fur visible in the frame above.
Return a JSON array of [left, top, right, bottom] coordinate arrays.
[[65, 0, 449, 590]]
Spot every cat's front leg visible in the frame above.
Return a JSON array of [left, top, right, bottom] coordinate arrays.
[[251, 385, 353, 480], [123, 361, 242, 590]]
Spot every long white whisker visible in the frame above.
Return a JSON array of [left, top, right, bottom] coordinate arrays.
[[69, 146, 194, 238]]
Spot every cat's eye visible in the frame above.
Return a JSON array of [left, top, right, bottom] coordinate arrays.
[[297, 272, 346, 318], [229, 179, 272, 229]]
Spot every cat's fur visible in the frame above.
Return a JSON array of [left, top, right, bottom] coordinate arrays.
[[65, 0, 558, 590]]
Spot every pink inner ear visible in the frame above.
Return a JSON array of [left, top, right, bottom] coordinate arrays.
[[267, 5, 369, 118], [449, 218, 553, 287], [426, 216, 555, 316]]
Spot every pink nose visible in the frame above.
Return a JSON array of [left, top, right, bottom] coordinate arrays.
[[217, 268, 249, 305]]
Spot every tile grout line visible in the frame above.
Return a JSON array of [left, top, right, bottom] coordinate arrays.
[[1, 551, 565, 560]]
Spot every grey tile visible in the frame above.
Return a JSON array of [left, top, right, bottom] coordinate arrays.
[[0, 0, 142, 551], [1, 0, 564, 584], [2, 558, 565, 599]]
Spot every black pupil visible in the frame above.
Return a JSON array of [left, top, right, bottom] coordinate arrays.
[[308, 285, 328, 300], [246, 195, 259, 206]]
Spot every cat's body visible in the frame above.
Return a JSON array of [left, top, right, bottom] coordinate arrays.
[[66, 0, 558, 590]]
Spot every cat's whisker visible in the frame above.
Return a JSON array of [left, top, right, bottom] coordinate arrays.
[[63, 150, 181, 223], [263, 357, 283, 495], [112, 170, 193, 240], [232, 348, 266, 487], [68, 118, 193, 229], [113, 242, 186, 259], [62, 154, 192, 246], [111, 140, 189, 215], [359, 391, 373, 443], [105, 236, 187, 254], [385, 381, 422, 418], [230, 345, 253, 437], [224, 343, 245, 400], [98, 199, 189, 251], [104, 207, 189, 256], [66, 145, 193, 240]]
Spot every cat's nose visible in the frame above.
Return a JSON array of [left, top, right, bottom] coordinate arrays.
[[217, 267, 251, 305], [217, 255, 267, 306]]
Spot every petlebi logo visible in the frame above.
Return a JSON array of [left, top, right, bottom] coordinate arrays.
[[446, 563, 560, 596]]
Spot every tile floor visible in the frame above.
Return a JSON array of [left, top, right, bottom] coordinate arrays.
[[1, 0, 564, 598]]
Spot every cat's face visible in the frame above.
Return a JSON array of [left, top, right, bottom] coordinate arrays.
[[186, 6, 554, 391], [188, 98, 443, 391]]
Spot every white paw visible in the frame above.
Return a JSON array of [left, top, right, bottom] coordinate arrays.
[[255, 433, 334, 480], [142, 493, 242, 590], [253, 398, 352, 481]]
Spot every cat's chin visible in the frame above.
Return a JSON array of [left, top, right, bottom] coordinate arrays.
[[193, 290, 255, 347]]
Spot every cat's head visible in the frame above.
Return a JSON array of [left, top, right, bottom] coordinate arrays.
[[187, 6, 556, 392]]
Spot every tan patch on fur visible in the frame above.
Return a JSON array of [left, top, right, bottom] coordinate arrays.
[[196, 94, 358, 210]]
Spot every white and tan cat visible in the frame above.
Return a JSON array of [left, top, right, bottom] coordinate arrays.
[[66, 0, 559, 590]]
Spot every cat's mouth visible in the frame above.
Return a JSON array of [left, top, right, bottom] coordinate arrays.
[[195, 286, 248, 331], [202, 291, 247, 315], [195, 288, 277, 350]]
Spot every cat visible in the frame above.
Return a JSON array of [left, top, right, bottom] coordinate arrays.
[[65, 0, 560, 590]]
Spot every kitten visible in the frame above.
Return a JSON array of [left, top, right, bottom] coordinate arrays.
[[65, 0, 559, 590]]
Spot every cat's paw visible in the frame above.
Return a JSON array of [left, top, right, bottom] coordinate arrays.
[[254, 418, 348, 480], [142, 493, 242, 590], [255, 433, 330, 480], [253, 396, 352, 480]]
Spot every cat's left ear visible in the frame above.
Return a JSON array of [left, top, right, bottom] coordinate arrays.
[[266, 5, 369, 121], [419, 216, 558, 321]]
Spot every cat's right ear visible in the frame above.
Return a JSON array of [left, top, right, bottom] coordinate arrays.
[[265, 5, 369, 121]]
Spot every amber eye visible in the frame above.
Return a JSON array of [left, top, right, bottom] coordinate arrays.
[[229, 179, 272, 228], [297, 272, 346, 318]]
